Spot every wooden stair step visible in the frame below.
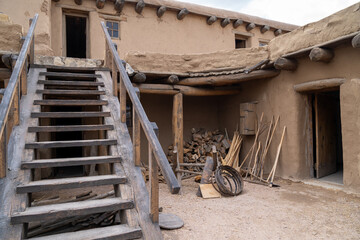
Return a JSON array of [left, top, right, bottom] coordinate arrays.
[[17, 175, 127, 194], [38, 80, 104, 87], [36, 89, 105, 95], [40, 72, 101, 79], [11, 198, 134, 224], [28, 124, 114, 132], [25, 139, 117, 149], [31, 112, 111, 118], [28, 224, 142, 240], [21, 156, 122, 169], [34, 99, 108, 106]]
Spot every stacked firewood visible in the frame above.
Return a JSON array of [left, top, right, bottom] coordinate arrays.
[[167, 128, 231, 165]]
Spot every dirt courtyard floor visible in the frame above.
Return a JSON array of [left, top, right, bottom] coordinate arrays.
[[159, 178, 360, 240]]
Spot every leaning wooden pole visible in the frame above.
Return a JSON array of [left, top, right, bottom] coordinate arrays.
[[172, 93, 183, 172]]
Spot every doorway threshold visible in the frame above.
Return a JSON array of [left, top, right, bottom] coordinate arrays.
[[318, 171, 343, 185]]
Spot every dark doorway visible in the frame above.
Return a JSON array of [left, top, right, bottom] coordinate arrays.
[[312, 91, 343, 184], [66, 15, 87, 58]]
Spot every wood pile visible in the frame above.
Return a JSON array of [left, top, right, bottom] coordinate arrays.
[[27, 191, 118, 238]]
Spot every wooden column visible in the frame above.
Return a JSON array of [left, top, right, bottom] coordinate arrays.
[[112, 58, 118, 96], [119, 73, 126, 123], [133, 88, 141, 167], [172, 93, 183, 169], [29, 18, 35, 65], [149, 122, 159, 223]]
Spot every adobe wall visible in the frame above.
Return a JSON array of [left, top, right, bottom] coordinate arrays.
[[218, 45, 360, 190], [0, 13, 23, 53]]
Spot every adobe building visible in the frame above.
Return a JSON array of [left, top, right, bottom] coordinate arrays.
[[0, 1, 360, 239]]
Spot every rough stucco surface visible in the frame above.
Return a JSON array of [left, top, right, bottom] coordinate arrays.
[[269, 2, 360, 59], [340, 79, 360, 192], [124, 47, 269, 72], [0, 14, 23, 53]]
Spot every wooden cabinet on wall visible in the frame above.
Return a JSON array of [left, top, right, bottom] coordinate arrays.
[[240, 102, 256, 135]]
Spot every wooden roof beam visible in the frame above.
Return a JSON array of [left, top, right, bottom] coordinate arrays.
[[221, 18, 230, 28], [274, 29, 282, 36], [261, 25, 270, 33], [114, 0, 125, 13], [74, 0, 82, 5], [246, 23, 256, 31], [135, 0, 145, 14], [309, 47, 334, 63], [233, 19, 243, 28], [96, 0, 105, 9], [274, 57, 297, 71], [177, 8, 189, 20], [207, 16, 217, 25], [157, 6, 167, 18], [352, 32, 360, 48]]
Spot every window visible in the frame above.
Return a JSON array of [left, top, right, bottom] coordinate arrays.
[[234, 34, 250, 49], [258, 39, 270, 47], [106, 21, 119, 38]]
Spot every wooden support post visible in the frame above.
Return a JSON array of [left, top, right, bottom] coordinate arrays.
[[112, 58, 118, 96], [172, 93, 183, 168], [309, 47, 334, 63], [133, 88, 141, 167], [220, 18, 230, 28], [114, 0, 125, 13], [20, 58, 27, 96], [352, 33, 360, 48], [233, 19, 243, 28], [0, 126, 6, 178], [29, 18, 35, 65], [14, 81, 20, 126], [74, 0, 82, 5], [96, 0, 105, 9], [173, 146, 182, 193], [274, 29, 282, 36], [157, 6, 167, 18], [207, 16, 217, 25], [261, 25, 270, 33], [246, 23, 256, 31], [149, 122, 159, 223], [135, 0, 145, 14], [274, 57, 297, 71], [119, 74, 126, 123]]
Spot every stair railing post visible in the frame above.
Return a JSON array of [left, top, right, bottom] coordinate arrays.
[[112, 43, 118, 97], [0, 126, 7, 178], [133, 88, 141, 167], [29, 18, 35, 65], [119, 71, 126, 123], [149, 122, 159, 223]]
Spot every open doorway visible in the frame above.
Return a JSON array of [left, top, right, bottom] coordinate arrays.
[[312, 90, 343, 184], [65, 14, 87, 58]]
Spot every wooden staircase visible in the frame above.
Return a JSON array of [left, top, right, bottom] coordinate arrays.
[[9, 68, 143, 239]]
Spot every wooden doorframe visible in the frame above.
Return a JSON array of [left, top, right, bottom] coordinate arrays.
[[62, 9, 90, 58], [305, 94, 315, 178]]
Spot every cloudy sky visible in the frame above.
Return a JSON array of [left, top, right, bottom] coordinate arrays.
[[179, 0, 359, 26]]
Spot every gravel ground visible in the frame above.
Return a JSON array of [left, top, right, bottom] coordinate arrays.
[[159, 178, 360, 240]]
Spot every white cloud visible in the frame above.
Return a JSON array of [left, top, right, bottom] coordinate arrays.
[[178, 0, 359, 25]]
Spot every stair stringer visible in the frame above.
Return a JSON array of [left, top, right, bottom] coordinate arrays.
[[97, 71, 163, 240], [0, 68, 46, 239]]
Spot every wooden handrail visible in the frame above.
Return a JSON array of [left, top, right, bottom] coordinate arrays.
[[0, 14, 38, 178], [100, 22, 180, 195]]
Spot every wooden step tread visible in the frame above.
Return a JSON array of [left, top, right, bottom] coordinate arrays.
[[40, 72, 101, 79], [38, 80, 104, 87], [11, 198, 134, 224], [17, 175, 127, 194], [36, 89, 105, 95], [34, 100, 108, 106], [25, 139, 117, 149], [22, 156, 122, 169], [29, 224, 142, 240], [31, 112, 111, 118], [28, 124, 114, 132]]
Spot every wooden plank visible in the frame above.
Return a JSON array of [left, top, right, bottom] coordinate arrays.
[[36, 89, 105, 95], [175, 85, 241, 96], [101, 22, 180, 194], [29, 224, 142, 240], [33, 100, 108, 106], [199, 184, 221, 199], [25, 139, 117, 149], [294, 78, 345, 92], [38, 80, 104, 86], [17, 175, 127, 193], [28, 124, 114, 132], [11, 198, 134, 224], [172, 93, 183, 169], [31, 64, 110, 72], [39, 72, 101, 79], [177, 70, 280, 86], [133, 88, 141, 167], [31, 111, 110, 118], [21, 156, 121, 169], [0, 68, 11, 79], [149, 122, 159, 223]]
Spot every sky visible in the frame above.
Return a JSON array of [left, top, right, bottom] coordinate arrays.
[[178, 0, 359, 26]]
